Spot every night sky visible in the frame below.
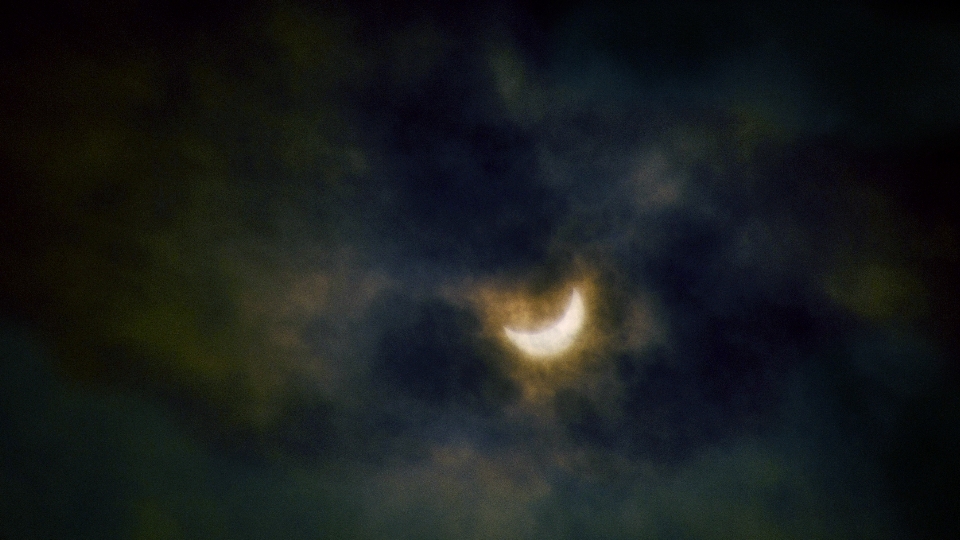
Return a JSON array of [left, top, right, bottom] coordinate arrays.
[[2, 1, 960, 538]]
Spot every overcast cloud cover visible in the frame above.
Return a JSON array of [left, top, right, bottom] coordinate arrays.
[[2, 1, 959, 538]]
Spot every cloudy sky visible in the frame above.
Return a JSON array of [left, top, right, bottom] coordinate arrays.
[[2, 1, 959, 538]]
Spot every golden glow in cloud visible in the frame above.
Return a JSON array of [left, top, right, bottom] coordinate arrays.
[[463, 266, 617, 405]]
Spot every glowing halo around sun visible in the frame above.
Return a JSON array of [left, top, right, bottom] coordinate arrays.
[[458, 269, 613, 402], [503, 288, 586, 358], [459, 266, 608, 374]]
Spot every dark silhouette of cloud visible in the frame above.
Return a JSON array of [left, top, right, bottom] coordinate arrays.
[[2, 1, 959, 538]]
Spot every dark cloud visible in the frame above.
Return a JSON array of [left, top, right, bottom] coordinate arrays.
[[2, 0, 960, 538], [355, 69, 566, 270], [885, 389, 960, 538], [374, 297, 515, 408]]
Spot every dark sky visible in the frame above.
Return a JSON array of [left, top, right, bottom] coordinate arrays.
[[2, 1, 959, 538]]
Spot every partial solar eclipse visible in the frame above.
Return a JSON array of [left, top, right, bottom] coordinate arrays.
[[504, 288, 586, 358]]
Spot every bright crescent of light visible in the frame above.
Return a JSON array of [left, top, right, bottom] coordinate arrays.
[[504, 289, 586, 358]]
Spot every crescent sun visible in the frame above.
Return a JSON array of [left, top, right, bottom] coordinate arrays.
[[504, 288, 586, 358]]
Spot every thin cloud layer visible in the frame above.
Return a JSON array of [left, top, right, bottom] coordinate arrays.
[[2, 1, 958, 539]]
